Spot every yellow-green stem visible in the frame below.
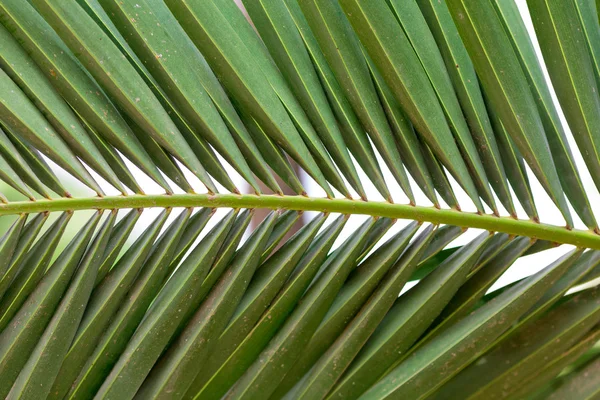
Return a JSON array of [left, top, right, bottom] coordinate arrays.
[[0, 194, 598, 249]]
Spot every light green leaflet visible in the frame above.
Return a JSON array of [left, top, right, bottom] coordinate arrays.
[[493, 0, 596, 229], [418, 225, 464, 265], [283, 0, 391, 200], [165, 0, 334, 197], [94, 208, 142, 285], [512, 327, 600, 400], [48, 210, 168, 400], [2, 124, 69, 197], [544, 338, 600, 399], [526, 0, 600, 230], [490, 250, 600, 351], [576, 0, 600, 87], [166, 208, 215, 275], [0, 213, 48, 300], [329, 232, 491, 400], [240, 112, 305, 195], [218, 0, 351, 199], [0, 68, 102, 195], [446, 0, 572, 227], [1, 127, 53, 199], [294, 228, 435, 400], [418, 140, 460, 210], [0, 23, 125, 194], [260, 210, 303, 262], [297, 0, 416, 203], [125, 117, 193, 194], [339, 0, 483, 211], [0, 0, 171, 192], [7, 211, 115, 400], [386, 0, 497, 213], [0, 126, 38, 200], [180, 211, 255, 328], [81, 0, 278, 194], [483, 90, 538, 221], [415, 237, 534, 348], [75, 0, 239, 193], [362, 248, 583, 399], [362, 50, 438, 206], [416, 0, 515, 216], [242, 0, 366, 199], [31, 0, 217, 193], [99, 0, 262, 193], [77, 116, 143, 194]]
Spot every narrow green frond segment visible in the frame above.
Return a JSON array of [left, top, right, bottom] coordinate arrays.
[[0, 214, 26, 280], [363, 52, 438, 206], [0, 68, 102, 195], [78, 0, 241, 193], [0, 126, 55, 198], [48, 210, 168, 400], [387, 0, 497, 213], [493, 0, 596, 228], [90, 210, 238, 399], [3, 212, 101, 398], [484, 94, 539, 221], [218, 0, 350, 198], [14, 215, 112, 399], [100, 0, 262, 193], [31, 0, 217, 193], [192, 214, 347, 400], [227, 217, 377, 400], [340, 0, 483, 211], [526, 0, 600, 228], [125, 117, 193, 193], [417, 0, 515, 216], [0, 211, 87, 398], [446, 0, 572, 227], [0, 212, 71, 332], [0, 128, 37, 200], [284, 0, 392, 200], [2, 124, 69, 198], [328, 232, 491, 399], [363, 248, 583, 399], [0, 0, 172, 192], [0, 213, 49, 299], [166, 0, 333, 197], [0, 23, 126, 194], [298, 0, 415, 203], [243, 0, 365, 199], [66, 209, 191, 399], [272, 221, 424, 398]]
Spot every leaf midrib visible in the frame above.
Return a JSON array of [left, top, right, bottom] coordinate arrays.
[[1, 193, 598, 249]]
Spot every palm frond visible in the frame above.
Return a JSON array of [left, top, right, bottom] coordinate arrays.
[[0, 0, 600, 398]]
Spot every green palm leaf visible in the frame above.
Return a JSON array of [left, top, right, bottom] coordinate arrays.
[[1, 1, 600, 398]]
